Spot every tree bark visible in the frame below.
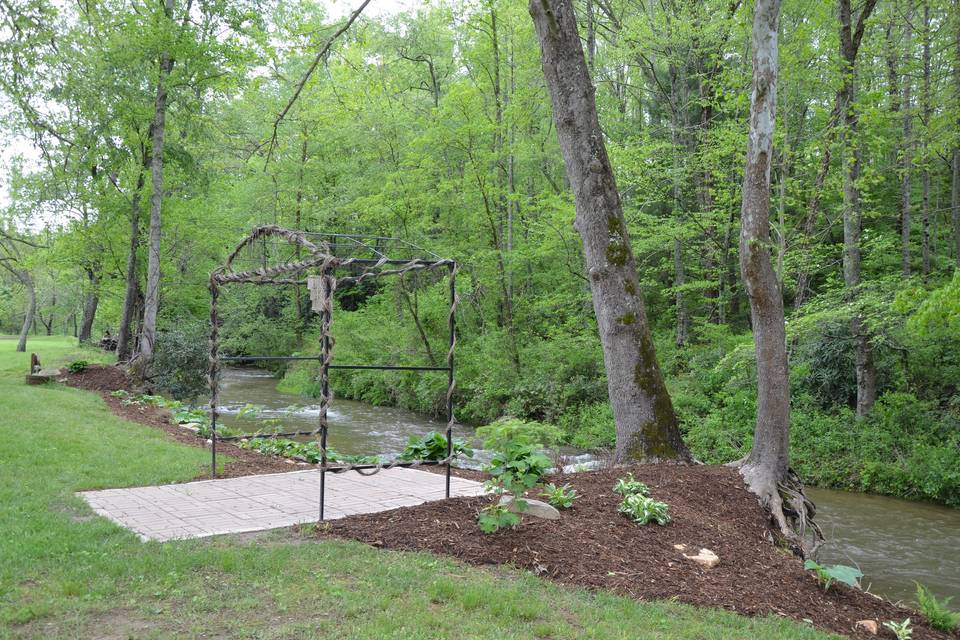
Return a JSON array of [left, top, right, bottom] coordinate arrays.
[[839, 0, 879, 418], [954, 0, 960, 267], [138, 0, 175, 371], [737, 0, 790, 514], [116, 160, 147, 361], [530, 0, 690, 463], [78, 267, 100, 343], [893, 1, 914, 277], [921, 0, 931, 280], [737, 0, 821, 556]]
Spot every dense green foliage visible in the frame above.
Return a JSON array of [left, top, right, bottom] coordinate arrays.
[[1, 0, 959, 506]]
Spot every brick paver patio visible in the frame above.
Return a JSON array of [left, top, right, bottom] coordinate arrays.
[[79, 468, 486, 541]]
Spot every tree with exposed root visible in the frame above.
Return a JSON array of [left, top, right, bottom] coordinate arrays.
[[529, 0, 690, 464], [737, 0, 821, 556]]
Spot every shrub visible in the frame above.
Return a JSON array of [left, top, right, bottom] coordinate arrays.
[[617, 494, 670, 525], [153, 322, 209, 400], [66, 360, 89, 373], [478, 441, 551, 534], [475, 417, 563, 450]]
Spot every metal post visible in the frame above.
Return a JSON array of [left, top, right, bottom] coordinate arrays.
[[318, 270, 331, 521], [445, 262, 456, 499], [209, 281, 219, 480]]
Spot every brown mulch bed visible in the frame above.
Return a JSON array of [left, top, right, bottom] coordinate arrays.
[[62, 364, 297, 478], [315, 464, 959, 640]]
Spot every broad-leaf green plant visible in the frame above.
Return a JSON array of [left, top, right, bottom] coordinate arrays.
[[617, 493, 670, 525], [803, 560, 863, 591], [539, 482, 577, 509]]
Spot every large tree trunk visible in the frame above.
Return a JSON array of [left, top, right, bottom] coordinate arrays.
[[530, 0, 690, 463], [78, 267, 100, 343], [839, 0, 879, 418], [738, 0, 820, 556], [137, 0, 175, 372]]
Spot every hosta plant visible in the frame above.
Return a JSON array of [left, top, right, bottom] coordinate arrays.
[[617, 493, 670, 525], [613, 473, 650, 497], [539, 482, 577, 509]]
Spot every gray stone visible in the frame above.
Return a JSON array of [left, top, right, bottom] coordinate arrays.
[[498, 495, 561, 520]]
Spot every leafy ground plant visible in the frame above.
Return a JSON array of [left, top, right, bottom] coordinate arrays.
[[613, 473, 650, 497], [803, 560, 863, 591], [883, 618, 913, 640], [66, 360, 89, 373], [399, 431, 473, 462], [617, 493, 671, 525], [915, 583, 958, 632], [479, 441, 551, 533], [539, 482, 577, 509]]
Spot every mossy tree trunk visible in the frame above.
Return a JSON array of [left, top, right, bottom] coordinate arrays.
[[529, 0, 690, 464]]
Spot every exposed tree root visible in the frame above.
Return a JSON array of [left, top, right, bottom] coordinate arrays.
[[733, 459, 824, 558]]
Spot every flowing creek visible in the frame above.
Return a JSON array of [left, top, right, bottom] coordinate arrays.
[[217, 367, 960, 605]]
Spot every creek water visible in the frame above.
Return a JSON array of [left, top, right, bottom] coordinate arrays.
[[217, 367, 960, 605]]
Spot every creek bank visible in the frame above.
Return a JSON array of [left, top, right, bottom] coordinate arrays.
[[63, 364, 296, 478], [313, 464, 958, 640]]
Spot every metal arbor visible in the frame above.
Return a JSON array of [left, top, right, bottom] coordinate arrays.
[[207, 226, 458, 520]]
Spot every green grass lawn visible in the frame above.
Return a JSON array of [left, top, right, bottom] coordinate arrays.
[[0, 336, 837, 639]]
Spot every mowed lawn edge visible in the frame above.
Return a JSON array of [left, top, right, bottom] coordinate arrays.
[[0, 336, 837, 640]]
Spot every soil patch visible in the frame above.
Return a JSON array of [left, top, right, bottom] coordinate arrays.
[[62, 364, 296, 478], [315, 464, 958, 640]]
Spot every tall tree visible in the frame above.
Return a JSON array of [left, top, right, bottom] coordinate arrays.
[[0, 230, 37, 352], [137, 0, 176, 370], [529, 0, 691, 463], [838, 0, 880, 417], [738, 0, 819, 554]]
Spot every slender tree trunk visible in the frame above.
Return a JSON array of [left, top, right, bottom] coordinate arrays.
[[78, 267, 100, 343], [839, 0, 879, 418], [12, 269, 35, 353], [739, 0, 788, 504], [117, 155, 148, 361], [921, 0, 931, 280], [530, 0, 691, 463], [138, 0, 175, 370], [738, 0, 820, 555], [892, 2, 914, 276], [954, 0, 960, 267]]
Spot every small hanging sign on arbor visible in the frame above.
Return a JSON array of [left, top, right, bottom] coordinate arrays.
[[307, 275, 326, 312]]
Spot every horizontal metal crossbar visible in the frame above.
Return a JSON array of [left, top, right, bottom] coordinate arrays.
[[325, 459, 445, 472], [219, 355, 449, 371], [215, 429, 317, 441]]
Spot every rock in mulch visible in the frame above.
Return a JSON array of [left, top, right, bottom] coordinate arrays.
[[499, 496, 560, 520]]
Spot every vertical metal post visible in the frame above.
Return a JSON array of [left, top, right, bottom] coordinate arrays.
[[445, 262, 456, 499], [209, 281, 219, 480], [318, 270, 331, 521]]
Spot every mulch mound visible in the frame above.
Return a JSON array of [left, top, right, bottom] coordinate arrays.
[[315, 464, 959, 640], [61, 364, 297, 478]]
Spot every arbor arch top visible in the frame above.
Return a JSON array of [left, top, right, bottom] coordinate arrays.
[[208, 225, 459, 520]]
